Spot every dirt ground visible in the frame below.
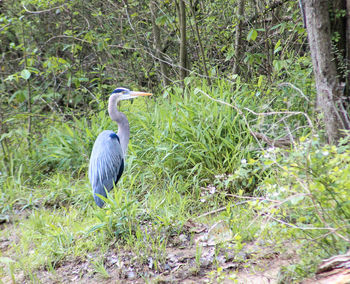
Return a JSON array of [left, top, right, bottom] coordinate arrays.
[[0, 217, 300, 284]]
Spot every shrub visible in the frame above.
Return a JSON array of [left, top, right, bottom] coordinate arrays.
[[261, 135, 350, 278]]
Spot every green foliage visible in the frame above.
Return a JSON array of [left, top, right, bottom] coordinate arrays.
[[92, 258, 111, 279], [0, 0, 347, 282], [36, 111, 111, 174], [130, 226, 168, 270], [10, 208, 100, 273], [261, 135, 350, 279], [38, 122, 88, 174], [128, 82, 258, 185], [89, 187, 141, 240]]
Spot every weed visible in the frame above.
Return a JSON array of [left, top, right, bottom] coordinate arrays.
[[131, 226, 168, 270], [92, 258, 110, 279], [0, 257, 16, 283], [195, 244, 202, 270]]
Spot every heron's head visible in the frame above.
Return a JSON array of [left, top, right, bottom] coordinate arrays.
[[111, 87, 152, 101]]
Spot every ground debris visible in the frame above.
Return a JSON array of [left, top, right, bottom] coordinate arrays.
[[1, 219, 296, 284], [303, 251, 350, 284]]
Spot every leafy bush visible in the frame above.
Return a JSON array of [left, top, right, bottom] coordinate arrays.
[[261, 135, 350, 278]]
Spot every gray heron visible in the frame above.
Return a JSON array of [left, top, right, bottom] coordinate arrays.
[[88, 87, 152, 207]]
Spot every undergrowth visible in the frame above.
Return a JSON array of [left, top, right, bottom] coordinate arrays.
[[260, 135, 350, 280], [1, 77, 349, 282]]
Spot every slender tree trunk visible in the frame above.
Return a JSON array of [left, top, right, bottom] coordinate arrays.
[[346, 0, 350, 97], [233, 0, 245, 75], [21, 22, 32, 149], [0, 104, 10, 174], [178, 0, 188, 86], [305, 0, 350, 144], [189, 0, 211, 86], [150, 1, 170, 87]]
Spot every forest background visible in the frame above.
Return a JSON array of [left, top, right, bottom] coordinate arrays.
[[1, 0, 350, 283]]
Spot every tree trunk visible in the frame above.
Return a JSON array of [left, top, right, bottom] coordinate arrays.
[[189, 0, 211, 86], [150, 1, 170, 87], [304, 0, 350, 144], [346, 0, 350, 97], [21, 22, 32, 149], [178, 0, 188, 85], [233, 0, 245, 75]]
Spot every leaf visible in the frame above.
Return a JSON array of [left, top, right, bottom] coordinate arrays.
[[0, 132, 13, 141], [247, 29, 258, 41], [225, 48, 235, 61], [86, 223, 106, 235], [155, 15, 167, 26], [21, 69, 31, 80], [10, 90, 27, 103], [290, 195, 305, 205], [184, 77, 192, 86], [273, 59, 286, 72], [274, 39, 282, 54]]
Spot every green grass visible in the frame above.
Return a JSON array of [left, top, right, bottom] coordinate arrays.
[[0, 77, 349, 282]]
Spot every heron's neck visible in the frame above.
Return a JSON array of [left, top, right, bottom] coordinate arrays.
[[108, 94, 130, 155]]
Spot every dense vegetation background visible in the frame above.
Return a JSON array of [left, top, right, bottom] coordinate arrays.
[[1, 0, 349, 282]]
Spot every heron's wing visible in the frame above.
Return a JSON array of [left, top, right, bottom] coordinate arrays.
[[88, 130, 124, 207]]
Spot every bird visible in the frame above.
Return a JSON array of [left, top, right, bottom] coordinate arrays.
[[88, 87, 152, 207]]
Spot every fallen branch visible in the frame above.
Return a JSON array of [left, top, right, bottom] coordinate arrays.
[[196, 88, 313, 148], [195, 201, 247, 220]]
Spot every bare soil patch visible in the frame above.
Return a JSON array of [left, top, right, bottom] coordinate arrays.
[[1, 219, 297, 283]]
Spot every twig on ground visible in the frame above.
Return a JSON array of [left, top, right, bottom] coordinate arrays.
[[267, 215, 350, 242], [195, 201, 247, 220]]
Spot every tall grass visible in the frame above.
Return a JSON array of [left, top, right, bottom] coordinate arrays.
[[128, 82, 258, 186], [3, 76, 347, 282], [0, 77, 312, 216]]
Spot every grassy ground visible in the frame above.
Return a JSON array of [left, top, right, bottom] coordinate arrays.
[[1, 79, 349, 283]]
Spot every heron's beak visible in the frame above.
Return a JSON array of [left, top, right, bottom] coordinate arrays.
[[129, 91, 152, 97]]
